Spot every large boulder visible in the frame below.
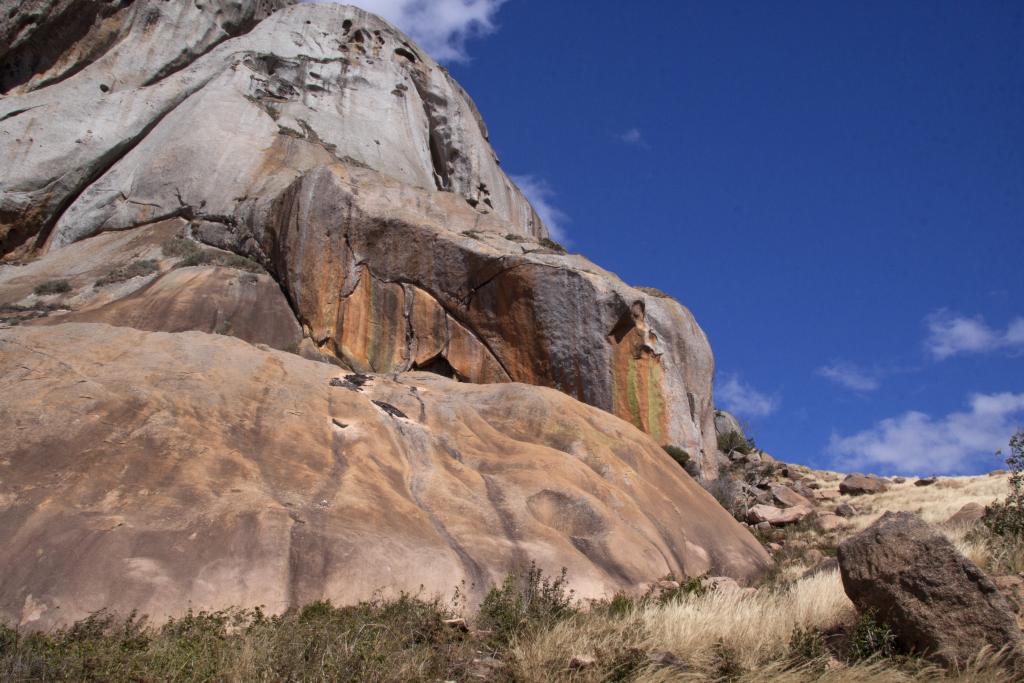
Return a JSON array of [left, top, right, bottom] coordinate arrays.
[[839, 474, 889, 496], [0, 0, 724, 476], [0, 322, 770, 629], [838, 511, 1022, 667]]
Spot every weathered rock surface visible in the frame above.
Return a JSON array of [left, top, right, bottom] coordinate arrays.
[[0, 0, 723, 474], [838, 511, 1022, 666], [0, 323, 769, 629], [839, 474, 888, 496]]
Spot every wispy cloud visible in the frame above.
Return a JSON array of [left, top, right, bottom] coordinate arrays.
[[510, 174, 569, 244], [716, 374, 780, 419], [816, 362, 881, 392], [619, 127, 649, 148], [307, 0, 507, 62], [828, 391, 1024, 475], [924, 309, 1024, 360]]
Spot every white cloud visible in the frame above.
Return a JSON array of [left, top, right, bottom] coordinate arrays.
[[828, 391, 1024, 475], [619, 127, 648, 147], [816, 362, 880, 392], [924, 309, 1024, 360], [307, 0, 507, 61], [510, 174, 569, 245], [716, 374, 780, 419]]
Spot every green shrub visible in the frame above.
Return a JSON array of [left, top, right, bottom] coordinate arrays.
[[163, 236, 264, 273], [476, 561, 576, 646], [663, 444, 690, 467], [717, 430, 753, 455], [33, 279, 71, 296], [95, 259, 159, 287], [539, 237, 567, 254], [161, 236, 202, 259], [984, 430, 1024, 539], [847, 609, 896, 661], [504, 233, 526, 242], [789, 626, 827, 665]]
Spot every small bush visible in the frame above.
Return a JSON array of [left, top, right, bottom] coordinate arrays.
[[504, 233, 527, 242], [984, 430, 1024, 539], [847, 610, 896, 662], [539, 237, 567, 254], [33, 279, 71, 296], [176, 250, 211, 268], [650, 574, 707, 604], [663, 444, 690, 468], [161, 236, 201, 259], [717, 430, 753, 455], [163, 236, 264, 273], [789, 626, 827, 664], [95, 259, 159, 287], [476, 562, 576, 646]]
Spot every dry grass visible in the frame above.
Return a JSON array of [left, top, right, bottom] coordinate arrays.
[[841, 474, 1007, 532], [513, 570, 1016, 681]]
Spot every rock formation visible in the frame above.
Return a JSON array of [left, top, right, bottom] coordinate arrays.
[[0, 0, 721, 476], [0, 0, 772, 627]]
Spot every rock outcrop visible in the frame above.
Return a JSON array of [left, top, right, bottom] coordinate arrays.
[[0, 323, 769, 629], [838, 512, 1022, 667], [0, 0, 722, 475], [0, 0, 779, 628]]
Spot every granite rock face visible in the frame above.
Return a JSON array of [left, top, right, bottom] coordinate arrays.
[[0, 323, 769, 629], [0, 0, 723, 473], [0, 0, 768, 626]]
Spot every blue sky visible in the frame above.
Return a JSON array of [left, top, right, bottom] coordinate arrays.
[[342, 0, 1023, 475]]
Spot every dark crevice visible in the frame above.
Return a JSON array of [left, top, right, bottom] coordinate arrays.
[[0, 105, 43, 122], [413, 354, 456, 379]]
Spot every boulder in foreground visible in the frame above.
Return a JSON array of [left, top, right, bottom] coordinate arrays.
[[837, 511, 1022, 667]]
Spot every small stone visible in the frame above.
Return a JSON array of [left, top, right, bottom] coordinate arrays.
[[569, 654, 596, 669], [442, 617, 469, 632], [834, 502, 857, 518], [813, 512, 844, 533], [914, 476, 937, 487]]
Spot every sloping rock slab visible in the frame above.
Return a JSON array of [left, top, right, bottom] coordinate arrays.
[[838, 511, 1022, 667], [0, 323, 769, 629]]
